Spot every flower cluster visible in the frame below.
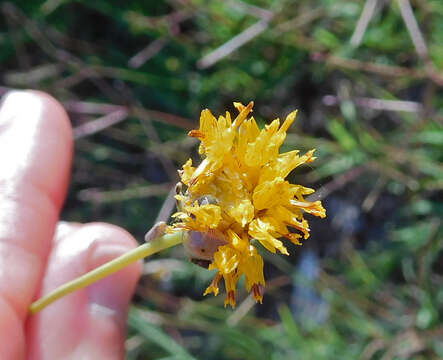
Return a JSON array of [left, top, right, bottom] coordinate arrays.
[[170, 102, 326, 307]]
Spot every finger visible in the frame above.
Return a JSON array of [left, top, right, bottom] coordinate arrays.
[[26, 222, 141, 360], [0, 91, 72, 359]]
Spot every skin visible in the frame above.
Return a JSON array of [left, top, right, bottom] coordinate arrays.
[[0, 90, 141, 359]]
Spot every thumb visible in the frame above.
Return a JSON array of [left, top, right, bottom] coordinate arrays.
[[26, 222, 142, 360]]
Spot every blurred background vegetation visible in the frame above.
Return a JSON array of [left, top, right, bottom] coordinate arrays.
[[1, 0, 443, 358]]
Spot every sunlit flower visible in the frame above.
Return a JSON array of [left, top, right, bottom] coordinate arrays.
[[170, 102, 326, 307]]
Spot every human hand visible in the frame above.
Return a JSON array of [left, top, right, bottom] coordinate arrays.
[[0, 91, 141, 359]]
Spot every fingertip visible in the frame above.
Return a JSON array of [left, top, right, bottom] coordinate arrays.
[[0, 89, 73, 208], [27, 90, 73, 141], [84, 222, 140, 250], [53, 221, 83, 244], [84, 223, 142, 325], [83, 222, 142, 315], [27, 222, 142, 359], [0, 90, 72, 139], [81, 223, 142, 355]]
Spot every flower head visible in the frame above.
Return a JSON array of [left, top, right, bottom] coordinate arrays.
[[170, 102, 326, 307]]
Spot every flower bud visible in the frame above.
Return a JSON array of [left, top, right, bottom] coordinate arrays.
[[183, 230, 227, 267]]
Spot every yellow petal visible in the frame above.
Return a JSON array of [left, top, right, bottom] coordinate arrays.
[[248, 218, 289, 255], [239, 245, 265, 291], [179, 158, 195, 185], [244, 119, 280, 167], [209, 245, 240, 274], [289, 199, 326, 218], [252, 177, 286, 210], [183, 203, 222, 230], [267, 205, 311, 239], [232, 101, 254, 129], [204, 272, 222, 296]]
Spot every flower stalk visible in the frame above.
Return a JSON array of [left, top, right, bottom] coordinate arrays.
[[29, 231, 184, 314]]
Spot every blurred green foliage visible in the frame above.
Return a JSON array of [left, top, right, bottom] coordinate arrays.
[[1, 0, 442, 358]]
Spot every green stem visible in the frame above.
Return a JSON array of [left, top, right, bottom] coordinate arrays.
[[29, 232, 184, 314]]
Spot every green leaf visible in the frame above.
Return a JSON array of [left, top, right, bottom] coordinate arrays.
[[327, 119, 358, 151], [129, 308, 197, 360]]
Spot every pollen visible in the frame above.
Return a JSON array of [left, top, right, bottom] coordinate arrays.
[[170, 102, 326, 307]]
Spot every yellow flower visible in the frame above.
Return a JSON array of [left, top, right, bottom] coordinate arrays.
[[170, 102, 326, 307]]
